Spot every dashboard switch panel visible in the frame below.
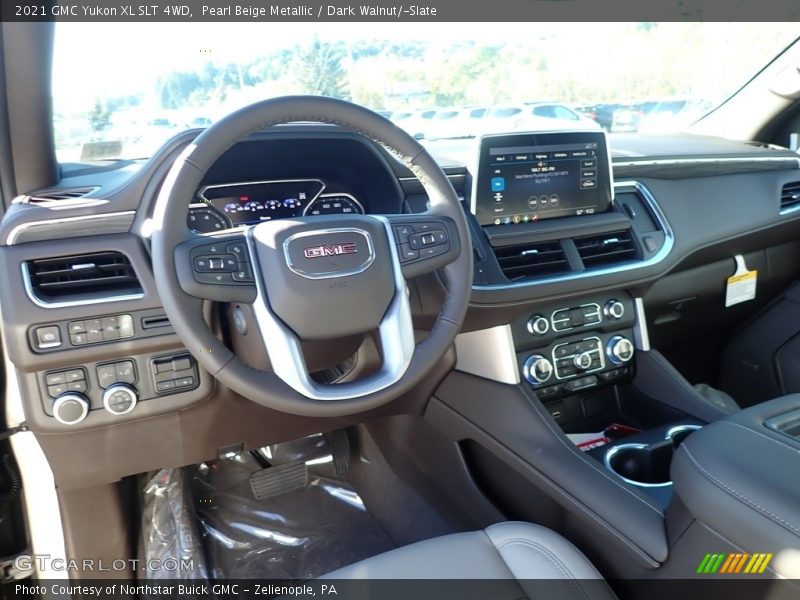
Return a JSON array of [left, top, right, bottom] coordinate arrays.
[[151, 353, 199, 395], [67, 314, 134, 346], [551, 303, 602, 332], [44, 367, 87, 398]]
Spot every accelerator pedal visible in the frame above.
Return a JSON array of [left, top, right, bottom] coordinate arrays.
[[249, 461, 308, 500], [324, 429, 351, 477]]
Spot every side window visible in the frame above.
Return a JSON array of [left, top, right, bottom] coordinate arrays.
[[532, 106, 556, 118], [553, 106, 579, 120]]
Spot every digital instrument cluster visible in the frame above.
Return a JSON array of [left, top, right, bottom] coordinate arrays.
[[186, 179, 364, 233]]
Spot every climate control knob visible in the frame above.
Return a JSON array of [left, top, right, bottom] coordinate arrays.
[[527, 315, 550, 336], [523, 355, 553, 385], [604, 299, 625, 320], [53, 393, 89, 426], [102, 384, 138, 416], [573, 351, 594, 371], [606, 336, 635, 365]]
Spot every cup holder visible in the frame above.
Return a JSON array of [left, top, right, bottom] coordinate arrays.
[[604, 424, 701, 487]]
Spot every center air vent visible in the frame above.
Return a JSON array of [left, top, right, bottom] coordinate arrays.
[[25, 251, 142, 305], [574, 229, 637, 268], [780, 181, 800, 212], [494, 240, 569, 281]]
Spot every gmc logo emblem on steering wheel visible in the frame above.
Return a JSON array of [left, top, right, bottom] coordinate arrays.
[[303, 242, 359, 259]]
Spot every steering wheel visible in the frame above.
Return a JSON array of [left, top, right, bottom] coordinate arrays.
[[151, 96, 472, 417]]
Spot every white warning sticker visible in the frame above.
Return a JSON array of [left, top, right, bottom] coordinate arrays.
[[725, 255, 757, 307]]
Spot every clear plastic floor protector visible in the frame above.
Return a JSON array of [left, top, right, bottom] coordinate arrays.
[[188, 433, 395, 580], [139, 468, 210, 581]]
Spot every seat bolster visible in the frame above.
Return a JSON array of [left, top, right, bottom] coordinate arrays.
[[484, 522, 606, 580], [322, 530, 515, 579]]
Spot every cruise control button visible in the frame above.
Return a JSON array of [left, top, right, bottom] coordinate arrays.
[[195, 254, 237, 273]]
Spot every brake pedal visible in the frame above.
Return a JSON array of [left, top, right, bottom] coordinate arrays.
[[324, 429, 351, 477], [249, 461, 308, 500]]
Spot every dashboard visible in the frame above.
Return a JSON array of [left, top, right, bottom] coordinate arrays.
[[3, 124, 800, 452]]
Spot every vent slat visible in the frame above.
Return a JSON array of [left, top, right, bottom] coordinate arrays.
[[28, 187, 98, 202], [781, 181, 800, 211], [27, 252, 141, 302], [574, 229, 637, 268], [494, 241, 569, 281]]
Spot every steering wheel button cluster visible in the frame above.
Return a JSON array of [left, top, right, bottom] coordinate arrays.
[[190, 239, 254, 286]]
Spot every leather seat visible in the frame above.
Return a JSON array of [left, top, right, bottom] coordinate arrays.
[[323, 521, 617, 598]]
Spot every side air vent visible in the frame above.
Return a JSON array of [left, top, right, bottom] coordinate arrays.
[[574, 229, 638, 268], [780, 181, 800, 212], [25, 251, 142, 305], [26, 187, 99, 203], [494, 240, 569, 281]]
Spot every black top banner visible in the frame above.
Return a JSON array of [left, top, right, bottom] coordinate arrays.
[[3, 0, 800, 22]]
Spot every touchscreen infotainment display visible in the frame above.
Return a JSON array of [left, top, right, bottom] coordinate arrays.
[[473, 131, 613, 226]]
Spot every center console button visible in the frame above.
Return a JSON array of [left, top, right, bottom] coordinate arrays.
[[523, 355, 553, 384], [53, 393, 89, 425], [573, 351, 594, 370], [102, 384, 138, 416], [527, 315, 550, 336], [97, 364, 117, 388], [35, 326, 62, 349], [604, 299, 625, 320]]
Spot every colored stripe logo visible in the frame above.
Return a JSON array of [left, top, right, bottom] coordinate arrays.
[[696, 553, 773, 574]]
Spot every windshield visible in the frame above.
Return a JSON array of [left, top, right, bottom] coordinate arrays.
[[52, 23, 798, 162]]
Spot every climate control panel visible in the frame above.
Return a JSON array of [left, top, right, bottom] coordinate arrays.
[[514, 293, 637, 400]]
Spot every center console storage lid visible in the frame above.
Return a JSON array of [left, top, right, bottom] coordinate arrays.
[[671, 395, 800, 562]]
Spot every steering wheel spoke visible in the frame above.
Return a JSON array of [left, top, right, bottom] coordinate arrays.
[[386, 214, 461, 278], [174, 231, 257, 303]]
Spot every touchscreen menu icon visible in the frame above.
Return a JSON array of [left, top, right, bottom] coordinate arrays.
[[491, 177, 505, 192]]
